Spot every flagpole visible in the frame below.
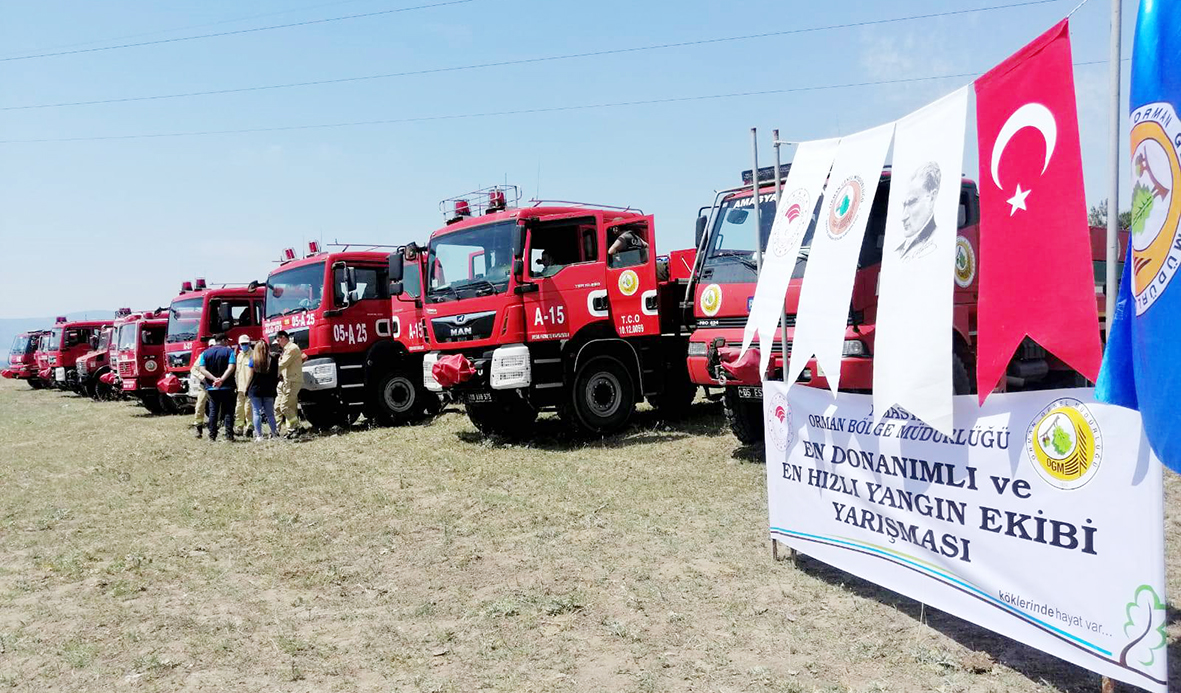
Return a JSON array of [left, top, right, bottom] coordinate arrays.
[[1104, 0, 1122, 341], [773, 129, 790, 387], [751, 128, 763, 275]]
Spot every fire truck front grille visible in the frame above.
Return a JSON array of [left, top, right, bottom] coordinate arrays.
[[119, 361, 134, 377], [431, 311, 497, 344], [168, 352, 191, 369]]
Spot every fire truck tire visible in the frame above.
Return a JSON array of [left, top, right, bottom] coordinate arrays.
[[372, 369, 426, 425], [646, 380, 697, 419], [158, 393, 181, 415], [563, 355, 636, 435], [467, 393, 537, 437], [952, 352, 972, 396], [139, 393, 165, 415], [28, 379, 45, 390], [723, 388, 764, 445], [303, 401, 347, 430]]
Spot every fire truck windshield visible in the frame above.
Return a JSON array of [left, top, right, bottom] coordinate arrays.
[[117, 324, 137, 351], [97, 328, 112, 351], [426, 221, 516, 302], [10, 335, 28, 357], [48, 328, 62, 351], [167, 298, 203, 343], [266, 262, 325, 318], [706, 192, 780, 274]]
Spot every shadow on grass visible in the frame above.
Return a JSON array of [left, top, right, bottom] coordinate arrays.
[[786, 552, 1176, 692], [451, 399, 729, 451], [731, 444, 765, 464]]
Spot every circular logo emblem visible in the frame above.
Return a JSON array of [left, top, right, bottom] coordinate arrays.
[[1129, 102, 1181, 315], [766, 391, 794, 452], [1025, 398, 1103, 491], [700, 283, 723, 317], [827, 176, 864, 240], [954, 236, 976, 288], [618, 270, 639, 296], [771, 188, 811, 258]]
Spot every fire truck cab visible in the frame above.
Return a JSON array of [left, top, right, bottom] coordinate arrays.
[[3, 330, 48, 388], [390, 186, 698, 437], [687, 166, 1123, 444], [158, 279, 264, 409], [115, 312, 169, 413], [259, 242, 437, 428], [77, 308, 138, 400], [44, 317, 114, 391]]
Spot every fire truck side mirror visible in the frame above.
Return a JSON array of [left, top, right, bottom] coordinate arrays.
[[695, 215, 708, 248], [90, 336, 99, 349], [514, 222, 528, 260], [388, 252, 405, 283], [216, 302, 231, 323], [247, 280, 259, 293]]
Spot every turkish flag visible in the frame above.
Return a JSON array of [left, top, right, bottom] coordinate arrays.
[[974, 19, 1101, 401]]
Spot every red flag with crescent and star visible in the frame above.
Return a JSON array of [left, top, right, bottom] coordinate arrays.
[[974, 18, 1101, 402]]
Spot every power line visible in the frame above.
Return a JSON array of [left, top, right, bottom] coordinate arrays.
[[0, 61, 1111, 145], [1, 0, 1063, 110], [0, 0, 474, 63], [3, 0, 395, 56]]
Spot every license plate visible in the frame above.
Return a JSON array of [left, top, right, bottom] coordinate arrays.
[[736, 385, 763, 401], [464, 391, 493, 404]]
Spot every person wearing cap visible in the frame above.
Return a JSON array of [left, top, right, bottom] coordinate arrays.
[[194, 333, 237, 442], [273, 330, 307, 437], [233, 334, 254, 436], [189, 338, 217, 439]]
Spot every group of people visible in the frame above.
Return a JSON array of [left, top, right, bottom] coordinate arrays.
[[189, 330, 306, 442]]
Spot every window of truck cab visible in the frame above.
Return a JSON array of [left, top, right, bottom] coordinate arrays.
[[167, 298, 203, 343], [266, 262, 326, 318], [528, 216, 598, 278], [426, 220, 517, 301], [334, 264, 389, 306], [10, 335, 28, 356], [210, 298, 261, 331]]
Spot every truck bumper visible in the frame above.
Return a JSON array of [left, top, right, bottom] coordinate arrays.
[[687, 353, 873, 391]]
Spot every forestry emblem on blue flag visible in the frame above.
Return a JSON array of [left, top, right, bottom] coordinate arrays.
[[1096, 0, 1181, 471]]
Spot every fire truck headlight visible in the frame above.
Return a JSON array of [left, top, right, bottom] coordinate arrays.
[[144, 359, 158, 373], [490, 344, 531, 390], [842, 340, 868, 357], [687, 341, 708, 357], [423, 353, 443, 392]]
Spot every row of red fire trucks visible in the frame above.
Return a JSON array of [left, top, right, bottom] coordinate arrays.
[[4, 171, 1119, 442]]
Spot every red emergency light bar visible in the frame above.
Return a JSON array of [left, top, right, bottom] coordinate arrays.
[[195, 278, 208, 291], [455, 199, 471, 217], [181, 281, 193, 293], [282, 247, 297, 262], [308, 241, 320, 255], [488, 189, 506, 212], [55, 316, 67, 323]]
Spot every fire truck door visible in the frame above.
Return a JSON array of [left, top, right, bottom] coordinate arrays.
[[522, 215, 600, 343], [604, 216, 660, 337], [333, 263, 392, 350]]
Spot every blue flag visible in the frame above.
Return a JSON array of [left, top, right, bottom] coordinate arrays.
[[1096, 0, 1181, 470]]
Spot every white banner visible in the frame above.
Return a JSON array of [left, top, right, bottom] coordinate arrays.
[[873, 88, 970, 435], [741, 138, 840, 378], [764, 383, 1167, 692], [787, 123, 895, 392]]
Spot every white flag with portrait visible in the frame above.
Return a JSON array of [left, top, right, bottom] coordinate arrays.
[[873, 88, 969, 435], [787, 122, 894, 392], [740, 138, 840, 378]]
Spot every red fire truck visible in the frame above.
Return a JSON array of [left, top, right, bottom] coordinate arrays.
[[76, 308, 139, 400], [113, 312, 170, 412], [3, 330, 49, 388], [259, 241, 437, 428], [44, 317, 114, 392], [389, 186, 698, 437], [157, 279, 264, 410], [686, 166, 1124, 443], [33, 330, 53, 386]]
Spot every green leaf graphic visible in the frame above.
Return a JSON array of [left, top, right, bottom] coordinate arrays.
[[1121, 584, 1168, 669], [838, 195, 851, 216], [1130, 183, 1154, 236], [1051, 423, 1072, 456]]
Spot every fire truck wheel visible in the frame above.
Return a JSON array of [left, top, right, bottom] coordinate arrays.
[[28, 379, 45, 390], [646, 380, 697, 419], [373, 369, 424, 425], [564, 355, 636, 435], [952, 352, 972, 395], [723, 388, 764, 445], [159, 394, 180, 415], [467, 393, 537, 437], [303, 401, 346, 430], [139, 393, 165, 415]]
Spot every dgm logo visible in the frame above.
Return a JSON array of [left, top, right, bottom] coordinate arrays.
[[699, 283, 723, 317], [1025, 398, 1103, 491]]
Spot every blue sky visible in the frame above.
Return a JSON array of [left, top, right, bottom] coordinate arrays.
[[0, 0, 1138, 318]]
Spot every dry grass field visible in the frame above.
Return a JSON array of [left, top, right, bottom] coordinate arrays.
[[1, 377, 1179, 692]]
